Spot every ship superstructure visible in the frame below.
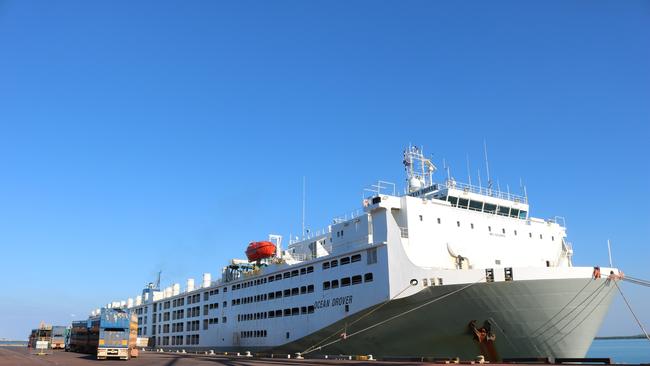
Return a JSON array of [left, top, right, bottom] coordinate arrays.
[[94, 146, 618, 360]]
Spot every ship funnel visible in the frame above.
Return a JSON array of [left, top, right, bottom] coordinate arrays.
[[186, 278, 195, 292], [172, 283, 180, 296], [202, 273, 211, 288]]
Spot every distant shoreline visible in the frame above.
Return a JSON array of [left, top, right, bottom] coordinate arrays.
[[595, 335, 646, 340]]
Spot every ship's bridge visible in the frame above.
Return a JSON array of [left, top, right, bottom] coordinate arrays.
[[424, 179, 529, 220]]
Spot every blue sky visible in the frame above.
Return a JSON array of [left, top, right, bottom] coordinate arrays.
[[0, 1, 648, 340]]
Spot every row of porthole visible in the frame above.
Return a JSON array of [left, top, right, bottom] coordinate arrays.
[[323, 273, 373, 290]]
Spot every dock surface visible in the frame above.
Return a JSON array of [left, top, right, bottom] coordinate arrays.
[[0, 347, 629, 366]]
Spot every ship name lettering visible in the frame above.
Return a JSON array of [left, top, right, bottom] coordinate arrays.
[[331, 296, 353, 307]]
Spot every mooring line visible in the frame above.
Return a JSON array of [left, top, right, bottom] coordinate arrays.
[[615, 281, 650, 342], [301, 281, 414, 355], [302, 276, 485, 355]]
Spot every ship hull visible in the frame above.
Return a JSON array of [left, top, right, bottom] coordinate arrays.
[[278, 276, 616, 360]]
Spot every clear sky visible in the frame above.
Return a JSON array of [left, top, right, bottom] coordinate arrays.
[[0, 1, 648, 340]]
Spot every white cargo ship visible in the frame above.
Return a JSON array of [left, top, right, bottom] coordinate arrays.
[[95, 146, 618, 360]]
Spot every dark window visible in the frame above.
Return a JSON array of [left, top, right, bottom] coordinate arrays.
[[351, 275, 362, 285], [323, 262, 330, 270], [307, 284, 314, 293], [291, 270, 299, 277], [458, 198, 469, 209], [364, 273, 374, 282], [469, 200, 483, 211], [351, 254, 361, 263], [283, 272, 290, 279], [331, 280, 339, 289], [341, 277, 351, 287], [300, 268, 306, 275], [340, 257, 351, 265], [437, 218, 441, 224], [331, 260, 338, 268], [323, 281, 330, 290], [307, 266, 314, 273]]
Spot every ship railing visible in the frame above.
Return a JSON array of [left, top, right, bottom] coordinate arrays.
[[332, 208, 364, 224], [444, 179, 528, 204], [547, 216, 566, 227]]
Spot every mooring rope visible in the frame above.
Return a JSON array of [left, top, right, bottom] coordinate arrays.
[[622, 275, 650, 288], [302, 276, 485, 355], [614, 280, 650, 342], [530, 277, 596, 337], [301, 281, 414, 355], [534, 279, 609, 339]]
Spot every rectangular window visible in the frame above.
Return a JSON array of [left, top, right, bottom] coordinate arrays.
[[307, 266, 314, 273], [484, 203, 496, 214], [340, 257, 351, 265], [323, 281, 330, 290], [458, 198, 469, 209], [351, 275, 362, 285], [469, 200, 483, 211], [351, 254, 361, 263], [331, 260, 338, 268], [331, 280, 339, 289], [364, 273, 373, 282], [341, 277, 351, 287], [307, 284, 314, 293], [498, 206, 510, 216], [323, 262, 330, 270]]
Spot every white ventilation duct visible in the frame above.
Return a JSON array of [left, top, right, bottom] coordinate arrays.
[[202, 273, 211, 288]]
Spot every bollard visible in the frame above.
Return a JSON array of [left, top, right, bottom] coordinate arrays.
[[295, 352, 303, 359], [287, 354, 291, 359], [452, 357, 460, 364], [245, 351, 252, 357], [476, 355, 485, 364], [236, 352, 240, 356], [181, 349, 186, 354], [368, 354, 375, 361]]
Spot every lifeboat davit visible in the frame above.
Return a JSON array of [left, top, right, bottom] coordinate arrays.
[[246, 241, 276, 262]]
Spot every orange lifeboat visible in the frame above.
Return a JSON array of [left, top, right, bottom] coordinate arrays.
[[246, 241, 276, 262]]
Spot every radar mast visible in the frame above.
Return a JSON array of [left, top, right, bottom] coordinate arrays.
[[403, 145, 436, 193]]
